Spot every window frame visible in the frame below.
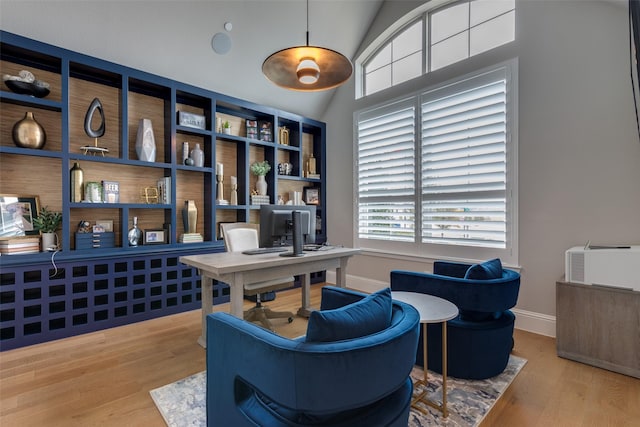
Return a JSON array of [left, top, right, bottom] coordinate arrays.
[[354, 59, 518, 265], [359, 0, 515, 98]]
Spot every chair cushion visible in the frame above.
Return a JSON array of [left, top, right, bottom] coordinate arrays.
[[464, 258, 503, 280], [305, 288, 392, 342]]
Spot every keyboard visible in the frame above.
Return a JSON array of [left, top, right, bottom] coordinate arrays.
[[303, 244, 323, 251], [242, 247, 290, 255]]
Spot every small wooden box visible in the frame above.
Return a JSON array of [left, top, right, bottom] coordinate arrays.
[[75, 232, 115, 250]]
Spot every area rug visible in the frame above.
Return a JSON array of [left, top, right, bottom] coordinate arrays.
[[150, 355, 526, 427]]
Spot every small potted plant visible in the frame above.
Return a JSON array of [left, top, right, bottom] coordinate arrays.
[[250, 160, 271, 195], [32, 206, 62, 250], [222, 120, 232, 135]]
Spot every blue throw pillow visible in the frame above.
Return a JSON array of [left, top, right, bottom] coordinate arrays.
[[464, 258, 503, 280], [305, 288, 392, 342]]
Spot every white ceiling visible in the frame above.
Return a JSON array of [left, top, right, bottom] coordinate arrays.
[[1, 0, 385, 120]]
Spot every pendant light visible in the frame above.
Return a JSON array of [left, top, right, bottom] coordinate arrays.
[[262, 0, 353, 92]]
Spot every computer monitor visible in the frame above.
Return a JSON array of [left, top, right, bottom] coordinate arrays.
[[259, 205, 317, 248]]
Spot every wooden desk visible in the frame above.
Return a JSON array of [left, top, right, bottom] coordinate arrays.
[[180, 247, 361, 347]]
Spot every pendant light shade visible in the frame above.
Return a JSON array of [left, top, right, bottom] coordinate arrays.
[[262, 1, 353, 91]]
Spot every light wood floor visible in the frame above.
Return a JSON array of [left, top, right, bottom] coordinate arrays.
[[1, 284, 638, 427]]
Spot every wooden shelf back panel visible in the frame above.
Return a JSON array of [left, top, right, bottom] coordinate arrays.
[[0, 104, 62, 151], [176, 170, 206, 236], [68, 78, 121, 157], [128, 91, 166, 162], [73, 161, 165, 204], [69, 207, 122, 249], [0, 154, 62, 210], [0, 59, 63, 102]]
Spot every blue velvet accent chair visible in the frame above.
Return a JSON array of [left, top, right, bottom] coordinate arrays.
[[390, 259, 520, 380], [206, 286, 420, 427]]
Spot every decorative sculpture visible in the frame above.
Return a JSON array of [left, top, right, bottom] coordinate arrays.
[[81, 98, 109, 156]]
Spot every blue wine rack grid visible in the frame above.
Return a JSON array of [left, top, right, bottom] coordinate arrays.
[[0, 252, 230, 351]]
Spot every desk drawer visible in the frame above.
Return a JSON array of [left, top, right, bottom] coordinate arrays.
[[75, 232, 115, 249]]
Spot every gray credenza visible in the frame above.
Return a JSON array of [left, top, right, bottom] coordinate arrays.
[[556, 281, 639, 378]]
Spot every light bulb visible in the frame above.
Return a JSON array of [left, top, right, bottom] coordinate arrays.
[[296, 58, 320, 84]]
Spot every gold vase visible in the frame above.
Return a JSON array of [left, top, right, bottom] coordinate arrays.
[[70, 162, 84, 203], [183, 200, 197, 234], [12, 111, 46, 149]]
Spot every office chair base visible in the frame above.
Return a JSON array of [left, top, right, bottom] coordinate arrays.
[[244, 306, 294, 330]]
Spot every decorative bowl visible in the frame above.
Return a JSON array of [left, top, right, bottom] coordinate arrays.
[[4, 80, 50, 98]]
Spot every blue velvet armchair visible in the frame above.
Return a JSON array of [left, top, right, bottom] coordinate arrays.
[[390, 259, 520, 380], [206, 286, 420, 427]]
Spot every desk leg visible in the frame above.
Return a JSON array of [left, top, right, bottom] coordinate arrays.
[[229, 272, 244, 318], [198, 274, 213, 348], [335, 257, 348, 287], [297, 273, 312, 318]]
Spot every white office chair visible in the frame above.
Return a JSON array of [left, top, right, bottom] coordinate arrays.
[[220, 222, 295, 330]]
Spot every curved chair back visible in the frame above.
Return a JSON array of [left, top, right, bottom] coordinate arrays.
[[220, 222, 260, 252], [206, 287, 420, 426]]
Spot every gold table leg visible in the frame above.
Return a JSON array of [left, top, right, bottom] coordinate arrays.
[[411, 321, 449, 418]]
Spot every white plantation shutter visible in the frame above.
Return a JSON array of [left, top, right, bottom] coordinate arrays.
[[357, 100, 416, 241], [421, 69, 507, 248], [356, 62, 516, 262]]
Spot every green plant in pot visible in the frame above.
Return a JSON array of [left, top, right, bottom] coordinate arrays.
[[250, 160, 271, 196], [33, 206, 62, 250]]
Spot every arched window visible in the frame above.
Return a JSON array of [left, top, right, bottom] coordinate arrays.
[[356, 0, 518, 265], [362, 0, 515, 96]]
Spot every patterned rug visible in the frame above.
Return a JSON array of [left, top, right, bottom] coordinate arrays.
[[151, 355, 526, 427]]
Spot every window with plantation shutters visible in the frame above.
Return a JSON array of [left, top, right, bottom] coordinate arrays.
[[356, 62, 517, 263], [357, 100, 416, 242], [421, 69, 507, 248]]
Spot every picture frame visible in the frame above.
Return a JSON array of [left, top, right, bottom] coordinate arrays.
[[96, 219, 113, 232], [0, 194, 40, 237], [144, 229, 167, 245], [304, 188, 320, 205], [177, 111, 206, 130], [258, 120, 273, 142]]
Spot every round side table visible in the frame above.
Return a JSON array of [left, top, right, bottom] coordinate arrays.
[[391, 291, 459, 417]]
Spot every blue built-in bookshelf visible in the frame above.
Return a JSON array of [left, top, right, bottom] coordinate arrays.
[[0, 31, 326, 350]]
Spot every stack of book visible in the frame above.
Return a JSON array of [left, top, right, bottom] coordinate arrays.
[[179, 233, 203, 243], [157, 177, 171, 205], [0, 236, 40, 255]]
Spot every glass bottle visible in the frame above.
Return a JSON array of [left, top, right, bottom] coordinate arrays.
[[70, 162, 84, 202], [128, 216, 142, 246]]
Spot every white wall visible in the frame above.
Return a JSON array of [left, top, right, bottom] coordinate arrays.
[[324, 0, 640, 335]]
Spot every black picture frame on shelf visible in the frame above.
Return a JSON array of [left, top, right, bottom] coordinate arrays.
[[0, 194, 40, 237], [304, 188, 320, 205], [144, 229, 166, 245], [258, 120, 273, 142], [246, 120, 258, 139]]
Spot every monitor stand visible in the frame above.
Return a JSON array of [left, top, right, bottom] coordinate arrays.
[[280, 210, 305, 257]]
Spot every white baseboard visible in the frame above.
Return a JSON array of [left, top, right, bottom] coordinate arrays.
[[325, 271, 557, 338], [512, 308, 556, 337]]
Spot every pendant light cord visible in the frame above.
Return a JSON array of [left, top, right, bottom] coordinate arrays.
[[306, 0, 310, 46]]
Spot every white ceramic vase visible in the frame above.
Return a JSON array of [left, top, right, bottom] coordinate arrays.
[[191, 143, 204, 167], [256, 175, 267, 196], [135, 118, 156, 162]]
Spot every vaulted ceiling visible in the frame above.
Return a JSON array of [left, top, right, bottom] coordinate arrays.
[[1, 0, 385, 119]]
